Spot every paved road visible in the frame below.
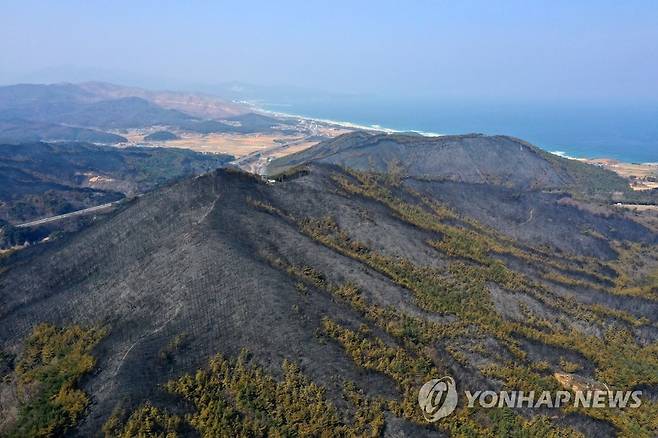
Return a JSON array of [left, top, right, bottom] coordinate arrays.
[[15, 200, 122, 228], [231, 136, 314, 175]]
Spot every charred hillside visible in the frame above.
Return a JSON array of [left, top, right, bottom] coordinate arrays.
[[1, 159, 657, 436], [267, 132, 636, 199], [0, 141, 234, 225]]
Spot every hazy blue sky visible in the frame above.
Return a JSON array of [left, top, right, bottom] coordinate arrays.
[[2, 0, 658, 101]]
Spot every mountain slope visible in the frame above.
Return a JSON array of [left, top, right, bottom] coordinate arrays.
[[0, 95, 195, 130], [0, 119, 127, 144], [1, 163, 657, 436], [0, 142, 234, 223], [0, 82, 246, 121], [76, 81, 247, 118], [143, 130, 179, 141], [44, 96, 195, 129], [267, 132, 632, 196]]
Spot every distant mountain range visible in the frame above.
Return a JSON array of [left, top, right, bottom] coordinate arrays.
[[0, 141, 234, 225], [74, 81, 246, 119], [0, 119, 128, 144], [0, 82, 291, 144]]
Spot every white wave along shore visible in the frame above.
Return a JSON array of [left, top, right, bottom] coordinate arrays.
[[248, 102, 444, 137]]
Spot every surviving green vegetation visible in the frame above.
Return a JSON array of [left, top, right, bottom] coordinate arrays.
[[249, 167, 658, 436], [102, 167, 658, 437], [5, 324, 105, 437], [102, 404, 182, 438], [105, 351, 385, 437], [321, 318, 584, 438], [6, 164, 658, 437]]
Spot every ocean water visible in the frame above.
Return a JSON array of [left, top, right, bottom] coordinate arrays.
[[261, 98, 658, 163]]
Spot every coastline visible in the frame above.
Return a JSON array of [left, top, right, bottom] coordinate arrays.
[[249, 102, 444, 138], [551, 150, 658, 167], [247, 102, 658, 190], [245, 100, 658, 166]]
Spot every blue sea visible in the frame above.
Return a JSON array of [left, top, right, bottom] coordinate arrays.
[[261, 98, 658, 163]]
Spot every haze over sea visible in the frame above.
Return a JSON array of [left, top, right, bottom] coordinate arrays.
[[262, 97, 658, 164]]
